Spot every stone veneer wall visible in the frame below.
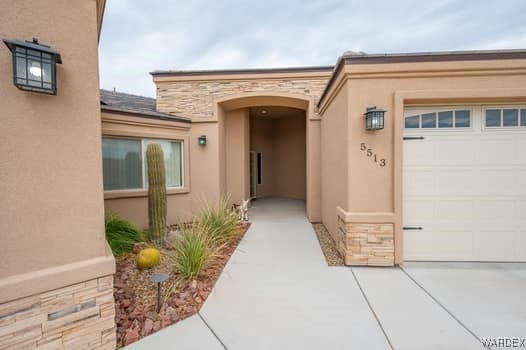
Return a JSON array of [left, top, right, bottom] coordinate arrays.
[[0, 276, 115, 350], [336, 211, 395, 266], [155, 76, 330, 121]]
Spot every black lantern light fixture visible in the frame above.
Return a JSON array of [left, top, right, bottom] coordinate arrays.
[[364, 106, 385, 130], [3, 38, 62, 95], [198, 135, 207, 146]]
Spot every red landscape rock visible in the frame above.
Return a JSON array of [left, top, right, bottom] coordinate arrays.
[[165, 306, 178, 322], [141, 318, 154, 336], [123, 326, 140, 346], [113, 223, 250, 347]]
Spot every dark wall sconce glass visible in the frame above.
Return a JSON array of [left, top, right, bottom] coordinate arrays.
[[198, 135, 207, 146], [364, 106, 385, 130], [3, 38, 62, 95]]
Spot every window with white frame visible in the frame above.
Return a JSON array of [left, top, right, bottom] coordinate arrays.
[[485, 107, 526, 128], [405, 109, 471, 129], [102, 137, 183, 191]]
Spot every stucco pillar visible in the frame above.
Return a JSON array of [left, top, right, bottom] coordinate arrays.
[[225, 108, 250, 204]]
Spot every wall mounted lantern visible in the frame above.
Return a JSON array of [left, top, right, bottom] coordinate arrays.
[[364, 106, 385, 130], [3, 38, 62, 95], [198, 135, 207, 146]]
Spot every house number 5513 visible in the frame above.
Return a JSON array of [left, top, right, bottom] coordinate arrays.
[[360, 143, 386, 167]]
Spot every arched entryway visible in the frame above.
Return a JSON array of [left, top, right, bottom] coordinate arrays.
[[249, 106, 306, 201], [216, 92, 321, 222]]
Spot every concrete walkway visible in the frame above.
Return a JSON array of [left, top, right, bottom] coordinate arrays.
[[126, 199, 525, 350], [200, 198, 389, 350]]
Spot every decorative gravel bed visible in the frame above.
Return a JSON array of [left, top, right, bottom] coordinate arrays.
[[114, 223, 250, 347], [312, 223, 345, 266]]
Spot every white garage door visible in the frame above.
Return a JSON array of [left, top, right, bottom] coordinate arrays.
[[403, 106, 526, 261]]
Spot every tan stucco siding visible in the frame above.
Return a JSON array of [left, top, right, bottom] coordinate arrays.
[[320, 81, 349, 238], [321, 58, 526, 264], [273, 115, 307, 200], [225, 109, 250, 203], [155, 74, 329, 121], [0, 0, 114, 301]]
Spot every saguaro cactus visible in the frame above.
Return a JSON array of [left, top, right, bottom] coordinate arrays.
[[146, 143, 167, 247]]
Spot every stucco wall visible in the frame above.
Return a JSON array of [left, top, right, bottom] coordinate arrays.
[[225, 109, 250, 203], [273, 115, 306, 200], [320, 58, 526, 264], [320, 81, 349, 238], [0, 0, 114, 302]]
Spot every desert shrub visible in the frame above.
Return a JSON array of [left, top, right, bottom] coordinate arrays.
[[198, 197, 239, 246], [172, 222, 217, 281], [105, 215, 144, 257]]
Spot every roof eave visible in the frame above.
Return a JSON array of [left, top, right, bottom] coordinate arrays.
[[101, 105, 191, 124], [150, 65, 334, 77], [317, 49, 526, 109]]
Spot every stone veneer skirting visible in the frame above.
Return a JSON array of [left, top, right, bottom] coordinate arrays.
[[0, 276, 116, 350], [336, 208, 395, 266]]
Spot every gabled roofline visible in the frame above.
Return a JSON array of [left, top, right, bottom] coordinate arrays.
[[150, 66, 334, 77], [317, 49, 526, 109]]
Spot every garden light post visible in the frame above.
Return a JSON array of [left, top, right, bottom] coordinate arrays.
[[150, 273, 168, 313]]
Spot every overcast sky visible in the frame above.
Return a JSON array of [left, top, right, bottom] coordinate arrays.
[[99, 0, 526, 97]]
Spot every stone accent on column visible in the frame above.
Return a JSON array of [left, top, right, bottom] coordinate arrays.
[[0, 276, 116, 350], [336, 208, 395, 266]]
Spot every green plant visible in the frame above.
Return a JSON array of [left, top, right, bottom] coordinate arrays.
[[198, 196, 239, 246], [146, 143, 167, 247], [105, 216, 143, 257], [172, 222, 217, 281]]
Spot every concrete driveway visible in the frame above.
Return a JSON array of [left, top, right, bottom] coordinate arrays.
[[126, 199, 526, 350]]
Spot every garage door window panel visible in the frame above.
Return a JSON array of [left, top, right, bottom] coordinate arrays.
[[485, 109, 501, 127], [438, 111, 453, 128], [454, 110, 471, 128], [503, 109, 519, 127], [485, 107, 526, 128], [421, 113, 437, 128], [405, 115, 420, 128], [405, 109, 471, 129]]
